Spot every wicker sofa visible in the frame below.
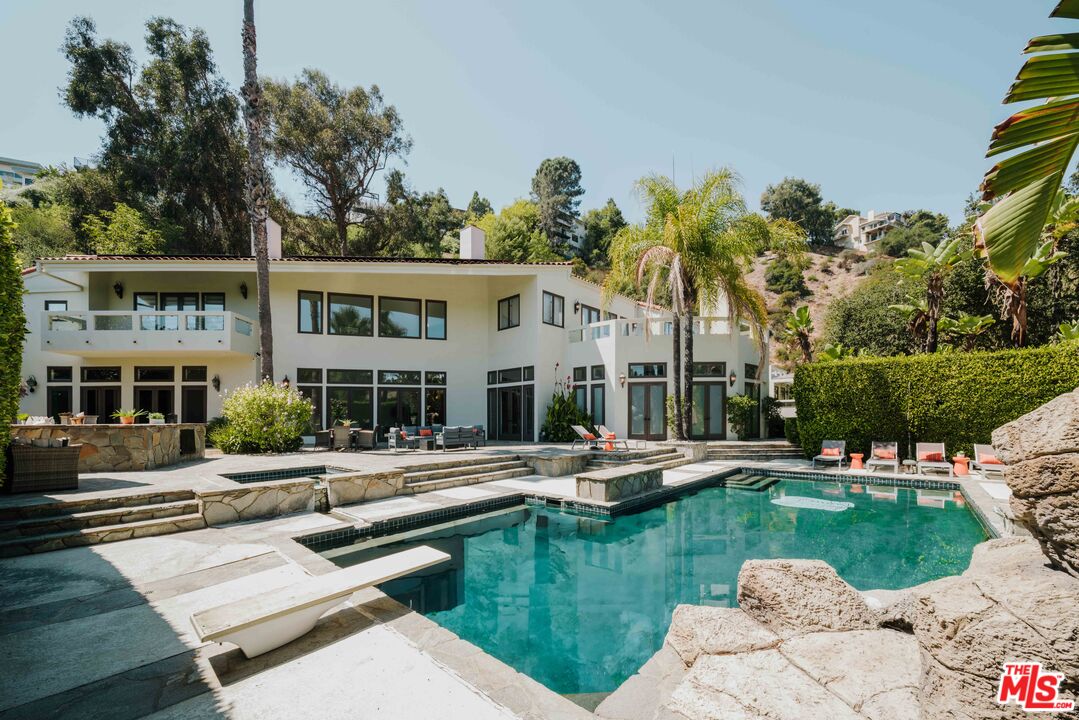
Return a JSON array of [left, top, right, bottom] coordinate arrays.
[[6, 443, 81, 493]]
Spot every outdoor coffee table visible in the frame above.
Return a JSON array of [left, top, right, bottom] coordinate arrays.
[[413, 435, 435, 451]]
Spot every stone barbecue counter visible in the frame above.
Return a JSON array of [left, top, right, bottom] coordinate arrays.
[[10, 423, 205, 472]]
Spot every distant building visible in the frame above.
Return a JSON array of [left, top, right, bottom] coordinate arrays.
[[833, 210, 902, 251], [0, 156, 44, 188]]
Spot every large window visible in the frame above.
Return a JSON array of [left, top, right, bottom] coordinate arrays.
[[498, 295, 520, 330], [379, 297, 422, 338], [297, 367, 323, 384], [591, 384, 606, 426], [426, 300, 447, 340], [197, 293, 225, 331], [328, 386, 373, 428], [328, 293, 373, 336], [298, 291, 323, 334], [542, 291, 564, 327], [581, 304, 601, 325], [47, 366, 73, 383], [81, 366, 121, 383], [693, 362, 727, 377], [379, 370, 421, 385], [628, 362, 666, 378], [135, 366, 175, 382], [327, 368, 373, 385]]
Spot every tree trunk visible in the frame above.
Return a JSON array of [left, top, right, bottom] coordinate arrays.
[[335, 208, 349, 256], [683, 310, 694, 440], [242, 0, 273, 382], [925, 273, 942, 354], [799, 333, 813, 364], [672, 314, 683, 440], [1012, 279, 1028, 347]]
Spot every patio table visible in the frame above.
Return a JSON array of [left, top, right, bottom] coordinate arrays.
[[953, 456, 969, 477], [849, 453, 864, 471]]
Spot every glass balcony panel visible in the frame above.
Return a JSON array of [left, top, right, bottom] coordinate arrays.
[[94, 314, 132, 331]]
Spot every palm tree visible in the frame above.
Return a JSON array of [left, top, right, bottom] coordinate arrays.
[[782, 306, 814, 364], [605, 169, 805, 439], [976, 3, 1079, 286], [938, 313, 995, 352], [242, 0, 273, 381], [893, 237, 968, 353]]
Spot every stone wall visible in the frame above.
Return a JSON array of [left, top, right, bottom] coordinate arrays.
[[520, 450, 591, 477], [575, 463, 662, 502], [992, 386, 1079, 575], [325, 470, 404, 506], [196, 478, 317, 526], [656, 440, 709, 463], [10, 423, 205, 472]]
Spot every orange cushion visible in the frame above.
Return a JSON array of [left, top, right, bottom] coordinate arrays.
[[821, 447, 841, 456], [980, 454, 1003, 465], [399, 431, 409, 440], [419, 429, 433, 437], [583, 433, 596, 441], [604, 433, 616, 439], [918, 451, 943, 462], [874, 450, 896, 460]]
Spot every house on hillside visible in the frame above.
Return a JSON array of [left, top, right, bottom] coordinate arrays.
[[833, 210, 901, 252]]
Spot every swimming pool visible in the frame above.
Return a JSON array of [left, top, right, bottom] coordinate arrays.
[[322, 476, 988, 698]]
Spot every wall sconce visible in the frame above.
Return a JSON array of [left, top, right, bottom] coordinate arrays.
[[211, 374, 221, 392], [113, 282, 124, 299], [618, 373, 626, 388], [281, 375, 290, 388], [239, 281, 248, 299], [573, 300, 581, 315], [25, 375, 37, 393], [728, 370, 737, 387]]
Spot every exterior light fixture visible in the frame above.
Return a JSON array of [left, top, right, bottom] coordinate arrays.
[[281, 375, 290, 388], [573, 300, 581, 314], [728, 370, 737, 387], [239, 281, 248, 299], [618, 373, 626, 388], [211, 374, 221, 392], [113, 282, 124, 299], [25, 375, 37, 393]]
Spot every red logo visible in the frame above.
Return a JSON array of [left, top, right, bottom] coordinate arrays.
[[997, 662, 1074, 712]]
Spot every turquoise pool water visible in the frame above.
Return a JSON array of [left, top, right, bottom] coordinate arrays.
[[325, 477, 988, 696]]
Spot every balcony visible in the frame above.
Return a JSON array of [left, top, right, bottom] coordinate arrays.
[[568, 316, 746, 344], [41, 311, 259, 357]]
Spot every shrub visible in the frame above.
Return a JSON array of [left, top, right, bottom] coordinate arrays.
[[763, 397, 784, 438], [727, 394, 759, 439], [209, 382, 313, 454], [765, 258, 808, 296], [784, 417, 801, 447], [793, 342, 1079, 459], [540, 389, 593, 442], [0, 198, 26, 482]]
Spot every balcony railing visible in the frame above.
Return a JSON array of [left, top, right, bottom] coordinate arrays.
[[41, 311, 258, 356], [568, 316, 748, 343]]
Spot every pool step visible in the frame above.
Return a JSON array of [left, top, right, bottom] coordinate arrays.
[[0, 513, 207, 558], [0, 499, 200, 539], [403, 459, 529, 484], [405, 465, 533, 494], [722, 473, 779, 492]]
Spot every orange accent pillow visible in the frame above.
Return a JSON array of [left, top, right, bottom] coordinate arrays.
[[874, 450, 896, 460], [604, 433, 616, 440], [399, 431, 409, 440], [980, 454, 1003, 465], [419, 429, 433, 437], [918, 451, 943, 462], [583, 433, 596, 441], [821, 447, 841, 456]]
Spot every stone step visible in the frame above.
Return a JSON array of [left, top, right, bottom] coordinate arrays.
[[707, 449, 804, 459], [404, 460, 529, 484], [706, 440, 798, 448], [396, 454, 520, 474], [0, 499, 200, 539], [406, 467, 533, 494], [0, 513, 207, 558], [586, 450, 683, 466], [0, 489, 198, 521]]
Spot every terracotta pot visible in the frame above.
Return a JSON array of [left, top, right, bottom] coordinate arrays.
[[119, 416, 135, 425]]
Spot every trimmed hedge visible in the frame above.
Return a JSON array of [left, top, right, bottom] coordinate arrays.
[[793, 342, 1079, 459]]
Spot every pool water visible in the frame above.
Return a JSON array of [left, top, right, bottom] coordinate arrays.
[[326, 477, 988, 696]]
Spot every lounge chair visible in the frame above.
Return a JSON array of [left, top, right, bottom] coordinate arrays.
[[972, 444, 1008, 476], [865, 441, 899, 474], [812, 440, 846, 469], [916, 442, 953, 477], [471, 425, 487, 447], [437, 426, 477, 451], [571, 424, 600, 450], [388, 427, 418, 452], [596, 425, 630, 451]]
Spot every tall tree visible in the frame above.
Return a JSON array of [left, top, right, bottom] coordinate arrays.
[[474, 200, 558, 263], [760, 177, 835, 245], [467, 192, 493, 219], [579, 198, 626, 265], [61, 16, 248, 254], [531, 157, 584, 252], [782, 306, 815, 364], [242, 0, 273, 382], [263, 69, 411, 255], [362, 170, 466, 257], [893, 237, 968, 353], [878, 209, 950, 257], [0, 195, 26, 476]]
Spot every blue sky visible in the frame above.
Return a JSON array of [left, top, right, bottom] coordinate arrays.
[[0, 0, 1060, 224]]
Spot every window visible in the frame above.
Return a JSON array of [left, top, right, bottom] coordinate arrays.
[[775, 383, 794, 402], [497, 367, 522, 384], [47, 366, 73, 383], [182, 366, 207, 382], [581, 304, 601, 325], [426, 300, 447, 340], [379, 297, 422, 338], [498, 295, 520, 330], [604, 311, 618, 321], [745, 364, 759, 380], [591, 385, 606, 426], [591, 365, 605, 381], [134, 293, 157, 312], [628, 362, 666, 378], [693, 362, 727, 377], [425, 371, 447, 386], [573, 366, 587, 382], [378, 370, 421, 385], [425, 387, 446, 426], [297, 367, 323, 384], [298, 291, 323, 334], [197, 293, 225, 331], [81, 366, 121, 383], [44, 300, 67, 312], [542, 292, 564, 327], [523, 366, 534, 381], [327, 369, 373, 385], [574, 385, 588, 414], [135, 366, 174, 382], [327, 386, 373, 429], [201, 293, 225, 311], [487, 370, 497, 385], [297, 385, 323, 431], [161, 293, 198, 312], [47, 386, 72, 423], [328, 293, 373, 336]]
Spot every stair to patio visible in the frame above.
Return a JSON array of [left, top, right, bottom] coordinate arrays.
[[707, 440, 804, 462], [403, 456, 533, 493], [722, 473, 779, 492], [0, 489, 205, 558], [584, 447, 688, 472]]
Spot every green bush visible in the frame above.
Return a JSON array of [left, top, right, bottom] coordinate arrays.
[[765, 258, 809, 297], [209, 383, 313, 454], [793, 342, 1079, 459], [727, 394, 759, 439], [783, 417, 801, 447], [763, 397, 784, 438], [0, 197, 27, 482], [540, 390, 593, 442]]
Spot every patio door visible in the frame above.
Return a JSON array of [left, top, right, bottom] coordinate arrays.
[[80, 386, 121, 421], [135, 386, 175, 422], [181, 386, 207, 424], [690, 382, 726, 440], [378, 387, 422, 430], [742, 370, 761, 439], [628, 382, 666, 440]]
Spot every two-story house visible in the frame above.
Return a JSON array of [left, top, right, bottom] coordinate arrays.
[[18, 225, 767, 441]]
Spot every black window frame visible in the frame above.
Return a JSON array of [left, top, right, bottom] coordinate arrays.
[[297, 290, 324, 334], [573, 366, 587, 382], [497, 294, 520, 331], [135, 366, 175, 383], [425, 300, 447, 340], [591, 384, 606, 426], [297, 367, 323, 384], [497, 367, 523, 384], [591, 365, 605, 380], [628, 362, 667, 378], [182, 366, 208, 383], [523, 366, 534, 381], [425, 371, 447, 386], [327, 369, 374, 385], [44, 300, 68, 312], [200, 293, 225, 311], [378, 370, 421, 386], [378, 296, 423, 339], [47, 366, 73, 383], [327, 292, 374, 337], [693, 362, 727, 377], [133, 292, 158, 312], [81, 366, 122, 383], [542, 291, 564, 328], [581, 304, 601, 326]]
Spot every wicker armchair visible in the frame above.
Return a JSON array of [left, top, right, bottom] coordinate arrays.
[[6, 444, 81, 493]]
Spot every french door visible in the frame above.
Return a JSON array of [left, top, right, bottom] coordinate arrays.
[[628, 382, 666, 440], [377, 387, 422, 429], [690, 382, 727, 440], [743, 380, 762, 439], [181, 386, 208, 424], [135, 386, 175, 422]]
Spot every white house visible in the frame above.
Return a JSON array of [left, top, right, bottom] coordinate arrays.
[[833, 210, 902, 251], [18, 226, 768, 441]]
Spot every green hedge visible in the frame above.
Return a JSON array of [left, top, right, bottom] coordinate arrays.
[[793, 342, 1079, 459]]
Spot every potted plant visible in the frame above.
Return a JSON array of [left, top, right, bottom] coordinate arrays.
[[112, 408, 145, 425], [148, 412, 165, 425], [336, 418, 353, 428], [58, 412, 71, 425], [16, 413, 29, 424]]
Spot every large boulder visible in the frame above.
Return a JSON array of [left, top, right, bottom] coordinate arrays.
[[991, 386, 1079, 464], [737, 559, 880, 638]]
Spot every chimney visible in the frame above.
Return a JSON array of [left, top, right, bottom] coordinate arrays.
[[251, 217, 283, 259], [460, 225, 486, 260]]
